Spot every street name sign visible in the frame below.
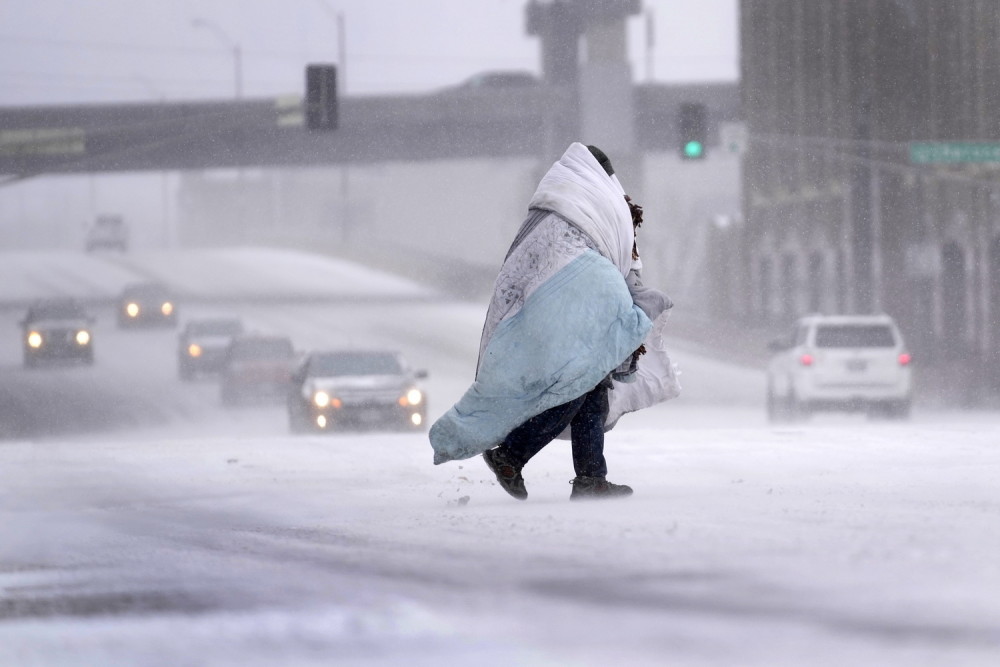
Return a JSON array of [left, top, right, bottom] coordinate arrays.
[[910, 142, 1000, 164]]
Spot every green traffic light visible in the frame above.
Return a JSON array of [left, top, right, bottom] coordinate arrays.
[[684, 140, 704, 159]]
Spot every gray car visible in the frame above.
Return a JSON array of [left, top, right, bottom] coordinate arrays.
[[20, 297, 94, 367], [287, 350, 428, 433], [178, 318, 245, 380]]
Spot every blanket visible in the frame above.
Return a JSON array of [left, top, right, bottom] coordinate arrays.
[[430, 250, 651, 463], [429, 142, 659, 464]]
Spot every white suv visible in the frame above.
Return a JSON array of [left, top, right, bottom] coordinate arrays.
[[85, 215, 129, 252], [766, 314, 913, 420]]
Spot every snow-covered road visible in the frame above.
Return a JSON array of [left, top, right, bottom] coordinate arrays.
[[3, 411, 999, 666], [1, 249, 998, 666]]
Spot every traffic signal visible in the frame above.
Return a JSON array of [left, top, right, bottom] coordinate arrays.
[[305, 64, 338, 131], [678, 102, 707, 159]]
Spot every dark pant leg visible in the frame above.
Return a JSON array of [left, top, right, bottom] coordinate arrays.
[[570, 384, 609, 478], [500, 393, 587, 468]]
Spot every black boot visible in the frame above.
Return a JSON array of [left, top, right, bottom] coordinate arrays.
[[569, 475, 633, 500], [483, 448, 527, 500]]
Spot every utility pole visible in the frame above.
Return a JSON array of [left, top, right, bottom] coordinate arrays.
[[645, 7, 655, 82], [849, 10, 876, 314]]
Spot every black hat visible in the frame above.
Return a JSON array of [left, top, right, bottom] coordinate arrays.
[[586, 145, 615, 176]]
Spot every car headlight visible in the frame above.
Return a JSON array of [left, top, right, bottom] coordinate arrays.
[[401, 388, 423, 406], [161, 302, 174, 316], [126, 302, 140, 317], [188, 343, 202, 357], [312, 391, 341, 408], [76, 330, 91, 345], [27, 331, 43, 348]]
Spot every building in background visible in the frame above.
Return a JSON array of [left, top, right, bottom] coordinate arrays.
[[739, 0, 1000, 397]]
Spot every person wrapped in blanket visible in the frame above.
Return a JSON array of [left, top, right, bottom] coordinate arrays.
[[429, 143, 676, 501]]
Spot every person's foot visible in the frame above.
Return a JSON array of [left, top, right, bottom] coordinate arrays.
[[569, 475, 633, 500], [483, 447, 527, 500]]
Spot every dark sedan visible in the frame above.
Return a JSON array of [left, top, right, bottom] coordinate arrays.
[[20, 297, 94, 367], [178, 317, 245, 380], [220, 334, 295, 406], [117, 282, 177, 328]]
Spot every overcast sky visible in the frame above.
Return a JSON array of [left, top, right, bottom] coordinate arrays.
[[0, 0, 738, 106]]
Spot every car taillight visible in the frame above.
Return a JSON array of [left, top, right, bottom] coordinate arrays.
[[799, 353, 814, 366], [898, 353, 912, 366]]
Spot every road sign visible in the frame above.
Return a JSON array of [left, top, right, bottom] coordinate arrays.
[[910, 142, 1000, 164]]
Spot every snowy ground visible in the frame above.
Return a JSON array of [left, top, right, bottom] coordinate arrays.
[[1, 248, 999, 666]]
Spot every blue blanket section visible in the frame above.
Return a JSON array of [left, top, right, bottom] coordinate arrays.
[[430, 250, 652, 464]]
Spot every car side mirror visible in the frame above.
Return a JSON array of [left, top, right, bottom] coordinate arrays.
[[415, 369, 429, 380]]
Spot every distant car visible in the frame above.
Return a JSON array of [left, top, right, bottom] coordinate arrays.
[[20, 297, 94, 367], [85, 215, 128, 252], [454, 70, 540, 90], [178, 317, 245, 380], [117, 282, 177, 328], [220, 334, 295, 406], [287, 350, 428, 433], [766, 314, 913, 421]]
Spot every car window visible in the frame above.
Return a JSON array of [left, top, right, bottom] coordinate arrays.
[[815, 325, 896, 348], [28, 300, 86, 320], [309, 353, 403, 376], [124, 284, 169, 299]]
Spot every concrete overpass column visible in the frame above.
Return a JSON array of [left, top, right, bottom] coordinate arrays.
[[526, 0, 640, 174], [579, 12, 633, 154], [578, 5, 639, 197]]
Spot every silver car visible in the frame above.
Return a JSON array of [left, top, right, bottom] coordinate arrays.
[[288, 350, 428, 433]]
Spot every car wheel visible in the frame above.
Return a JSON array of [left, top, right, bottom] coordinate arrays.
[[766, 387, 782, 422], [767, 382, 794, 423], [870, 400, 910, 420], [891, 400, 912, 420], [787, 392, 810, 421]]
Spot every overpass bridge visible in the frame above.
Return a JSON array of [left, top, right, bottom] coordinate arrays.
[[0, 82, 739, 177]]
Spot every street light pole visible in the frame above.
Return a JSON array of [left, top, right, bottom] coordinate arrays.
[[233, 43, 243, 99], [314, 2, 350, 244], [191, 18, 242, 99], [316, 1, 346, 95]]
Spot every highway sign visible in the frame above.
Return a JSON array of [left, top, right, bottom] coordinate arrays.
[[910, 142, 1000, 164]]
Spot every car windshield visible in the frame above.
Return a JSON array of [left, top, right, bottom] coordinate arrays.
[[124, 284, 169, 299], [230, 339, 293, 360], [815, 325, 896, 348], [309, 352, 402, 377], [189, 320, 243, 336], [28, 300, 87, 320]]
